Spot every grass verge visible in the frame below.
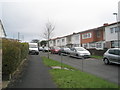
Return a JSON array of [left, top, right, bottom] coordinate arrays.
[[42, 56, 118, 88], [42, 56, 76, 70], [91, 55, 103, 59]]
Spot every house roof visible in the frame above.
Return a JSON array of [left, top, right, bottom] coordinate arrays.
[[103, 21, 120, 27], [49, 21, 119, 41]]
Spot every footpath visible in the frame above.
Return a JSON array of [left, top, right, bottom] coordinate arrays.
[[3, 55, 57, 88]]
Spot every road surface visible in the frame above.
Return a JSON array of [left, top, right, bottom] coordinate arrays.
[[41, 52, 120, 85]]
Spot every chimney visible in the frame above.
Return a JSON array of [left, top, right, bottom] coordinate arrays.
[[73, 32, 76, 34], [103, 23, 109, 26]]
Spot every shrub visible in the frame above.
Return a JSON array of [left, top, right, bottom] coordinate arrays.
[[0, 39, 2, 49], [2, 38, 29, 80]]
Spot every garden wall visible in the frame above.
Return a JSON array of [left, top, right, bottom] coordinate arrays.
[[88, 49, 108, 56]]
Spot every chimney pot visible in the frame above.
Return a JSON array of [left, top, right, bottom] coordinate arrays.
[[103, 23, 109, 26]]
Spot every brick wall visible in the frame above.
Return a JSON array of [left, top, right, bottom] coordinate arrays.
[[81, 31, 94, 44]]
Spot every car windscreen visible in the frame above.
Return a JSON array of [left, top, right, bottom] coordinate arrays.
[[29, 45, 38, 48], [75, 48, 86, 51]]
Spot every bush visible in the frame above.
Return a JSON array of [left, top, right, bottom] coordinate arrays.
[[2, 38, 29, 80], [0, 39, 2, 49]]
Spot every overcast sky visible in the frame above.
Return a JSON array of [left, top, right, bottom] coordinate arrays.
[[0, 0, 120, 42]]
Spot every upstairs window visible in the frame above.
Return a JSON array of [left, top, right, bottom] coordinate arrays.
[[97, 31, 100, 38], [110, 26, 119, 33], [62, 39, 65, 42], [110, 28, 113, 33], [82, 33, 92, 39], [57, 40, 59, 43], [115, 27, 118, 33]]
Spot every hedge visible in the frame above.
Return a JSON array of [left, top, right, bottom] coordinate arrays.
[[2, 38, 29, 80], [0, 39, 2, 49]]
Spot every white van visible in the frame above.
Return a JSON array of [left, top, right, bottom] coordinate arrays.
[[29, 43, 39, 55]]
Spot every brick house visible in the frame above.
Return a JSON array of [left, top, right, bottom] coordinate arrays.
[[80, 25, 105, 50]]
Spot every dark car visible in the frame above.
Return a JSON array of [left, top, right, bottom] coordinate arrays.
[[50, 47, 60, 54], [58, 48, 71, 55], [103, 48, 120, 65]]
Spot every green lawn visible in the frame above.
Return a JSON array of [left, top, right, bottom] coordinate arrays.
[[42, 56, 76, 70], [42, 56, 118, 88], [91, 55, 103, 59]]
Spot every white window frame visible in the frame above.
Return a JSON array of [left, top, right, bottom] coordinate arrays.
[[82, 33, 92, 39]]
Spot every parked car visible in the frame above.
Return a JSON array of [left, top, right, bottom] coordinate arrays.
[[103, 48, 120, 65], [39, 47, 44, 51], [43, 47, 50, 52], [58, 47, 71, 55], [29, 43, 39, 55], [69, 47, 91, 58], [50, 47, 61, 54]]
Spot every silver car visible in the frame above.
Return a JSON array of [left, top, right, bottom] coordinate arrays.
[[103, 48, 120, 64], [69, 47, 91, 58]]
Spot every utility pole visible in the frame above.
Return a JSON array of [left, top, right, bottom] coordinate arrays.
[[60, 39, 63, 69], [113, 14, 119, 86], [48, 29, 50, 59], [23, 35, 24, 41], [22, 35, 24, 41]]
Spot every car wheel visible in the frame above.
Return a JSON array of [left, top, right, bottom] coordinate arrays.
[[58, 53, 61, 55], [104, 58, 109, 65], [76, 54, 79, 58], [76, 54, 78, 56]]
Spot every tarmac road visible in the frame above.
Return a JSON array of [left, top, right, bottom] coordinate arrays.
[[41, 52, 120, 85]]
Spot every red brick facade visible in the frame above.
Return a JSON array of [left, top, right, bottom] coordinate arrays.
[[80, 27, 104, 44]]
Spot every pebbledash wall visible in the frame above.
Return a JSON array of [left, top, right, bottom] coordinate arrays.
[[105, 22, 120, 48]]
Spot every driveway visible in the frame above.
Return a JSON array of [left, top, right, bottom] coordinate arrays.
[[40, 52, 120, 85]]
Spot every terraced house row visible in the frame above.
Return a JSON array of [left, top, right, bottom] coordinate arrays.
[[49, 22, 120, 50]]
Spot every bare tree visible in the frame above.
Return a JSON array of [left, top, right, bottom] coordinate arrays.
[[43, 21, 55, 58]]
